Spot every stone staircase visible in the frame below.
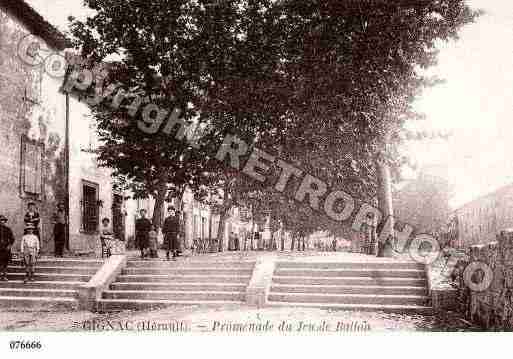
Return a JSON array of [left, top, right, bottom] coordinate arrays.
[[0, 258, 104, 309], [268, 260, 432, 313], [97, 259, 256, 311]]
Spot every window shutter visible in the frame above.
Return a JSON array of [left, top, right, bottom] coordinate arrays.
[[21, 138, 43, 195]]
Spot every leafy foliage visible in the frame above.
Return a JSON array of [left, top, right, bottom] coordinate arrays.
[[67, 0, 478, 235]]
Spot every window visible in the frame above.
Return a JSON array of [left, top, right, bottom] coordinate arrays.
[[81, 181, 99, 233], [112, 193, 125, 241], [20, 136, 44, 197]]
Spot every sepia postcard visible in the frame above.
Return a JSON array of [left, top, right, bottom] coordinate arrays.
[[0, 0, 511, 356]]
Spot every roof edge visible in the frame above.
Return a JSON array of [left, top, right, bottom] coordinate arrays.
[[1, 0, 71, 51]]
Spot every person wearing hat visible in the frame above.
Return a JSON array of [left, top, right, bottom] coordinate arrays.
[[0, 215, 15, 281], [24, 202, 41, 240], [135, 209, 152, 258], [52, 203, 67, 257], [163, 206, 180, 260], [20, 223, 40, 283]]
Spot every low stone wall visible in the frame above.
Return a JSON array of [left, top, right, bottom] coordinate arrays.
[[246, 255, 277, 307], [452, 232, 513, 330], [426, 254, 458, 312], [77, 254, 127, 311]]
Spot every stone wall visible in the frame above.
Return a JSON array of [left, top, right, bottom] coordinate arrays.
[[0, 9, 67, 253], [452, 231, 513, 330]]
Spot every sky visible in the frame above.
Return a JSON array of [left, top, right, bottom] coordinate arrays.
[[26, 0, 513, 210]]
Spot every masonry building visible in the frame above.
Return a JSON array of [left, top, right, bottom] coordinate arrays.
[[0, 1, 119, 255], [451, 183, 513, 247]]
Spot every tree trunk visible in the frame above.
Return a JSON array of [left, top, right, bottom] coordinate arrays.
[[216, 181, 233, 252], [216, 207, 229, 252], [375, 156, 394, 257], [291, 235, 295, 251], [249, 204, 255, 250], [178, 185, 187, 249], [152, 179, 167, 229], [250, 220, 255, 250], [208, 209, 213, 251]]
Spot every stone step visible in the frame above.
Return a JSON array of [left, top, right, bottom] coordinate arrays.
[[270, 284, 428, 296], [103, 290, 245, 301], [274, 269, 426, 278], [267, 301, 433, 314], [5, 272, 91, 282], [0, 296, 78, 310], [0, 280, 83, 290], [97, 298, 243, 311], [126, 260, 256, 268], [275, 261, 424, 270], [122, 268, 253, 276], [117, 274, 251, 283], [0, 288, 77, 298], [10, 259, 103, 268], [7, 266, 99, 275], [111, 282, 247, 292], [273, 276, 427, 286], [268, 292, 429, 306]]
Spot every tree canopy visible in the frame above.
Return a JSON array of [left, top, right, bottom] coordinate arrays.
[[67, 0, 479, 236]]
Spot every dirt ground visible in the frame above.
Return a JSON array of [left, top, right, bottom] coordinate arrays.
[[0, 304, 481, 333]]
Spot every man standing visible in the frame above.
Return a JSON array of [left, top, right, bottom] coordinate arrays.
[[163, 206, 180, 260], [278, 222, 285, 251], [0, 215, 15, 281], [53, 203, 66, 257], [24, 202, 41, 240], [135, 209, 152, 258]]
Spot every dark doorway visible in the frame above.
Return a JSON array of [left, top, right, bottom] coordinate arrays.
[[112, 194, 125, 241]]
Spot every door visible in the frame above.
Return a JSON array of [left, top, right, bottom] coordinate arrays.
[[112, 194, 125, 241]]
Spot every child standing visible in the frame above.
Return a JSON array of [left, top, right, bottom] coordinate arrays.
[[20, 224, 39, 283], [100, 218, 114, 258], [148, 225, 159, 259]]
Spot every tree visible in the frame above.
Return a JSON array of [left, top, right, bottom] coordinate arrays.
[[68, 0, 479, 244]]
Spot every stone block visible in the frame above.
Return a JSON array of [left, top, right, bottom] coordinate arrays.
[[431, 287, 458, 311], [498, 231, 513, 248], [77, 254, 127, 311], [245, 255, 277, 307], [490, 266, 505, 293], [505, 269, 513, 288], [502, 250, 513, 266], [470, 244, 489, 263]]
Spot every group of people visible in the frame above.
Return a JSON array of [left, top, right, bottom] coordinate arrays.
[[0, 201, 65, 283], [227, 229, 285, 252], [135, 206, 181, 260]]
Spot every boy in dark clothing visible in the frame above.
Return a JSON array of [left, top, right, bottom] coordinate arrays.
[[135, 209, 152, 258], [163, 207, 180, 260], [53, 203, 67, 257], [0, 215, 15, 281]]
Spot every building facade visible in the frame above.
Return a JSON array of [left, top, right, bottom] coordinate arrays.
[[67, 99, 118, 254], [451, 183, 513, 247], [0, 1, 117, 255]]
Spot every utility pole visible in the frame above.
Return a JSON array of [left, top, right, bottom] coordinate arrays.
[[65, 93, 70, 251]]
